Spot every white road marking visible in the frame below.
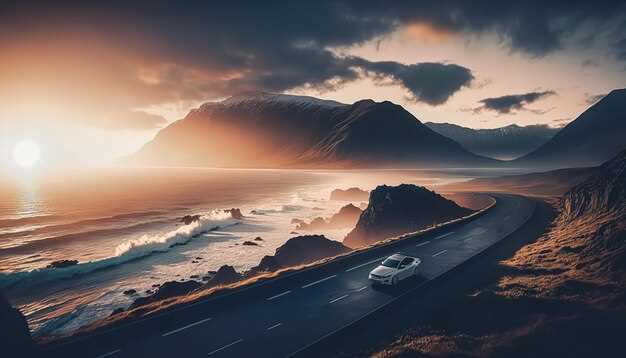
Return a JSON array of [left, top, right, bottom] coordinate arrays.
[[434, 232, 454, 240], [207, 339, 244, 356], [464, 237, 473, 242], [329, 294, 349, 304], [432, 250, 448, 257], [345, 257, 384, 272], [266, 322, 282, 330], [301, 274, 337, 288], [266, 290, 291, 301], [416, 240, 431, 247], [356, 286, 368, 292], [95, 349, 121, 358], [162, 317, 212, 337]]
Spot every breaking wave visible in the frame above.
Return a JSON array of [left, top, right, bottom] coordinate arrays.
[[0, 210, 239, 289]]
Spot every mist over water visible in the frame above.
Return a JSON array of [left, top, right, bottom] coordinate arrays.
[[0, 166, 524, 336]]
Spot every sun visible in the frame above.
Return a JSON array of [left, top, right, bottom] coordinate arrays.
[[13, 140, 41, 168]]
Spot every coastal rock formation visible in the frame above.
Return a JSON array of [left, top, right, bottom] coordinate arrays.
[[130, 280, 202, 308], [46, 259, 78, 269], [344, 184, 472, 248], [206, 265, 243, 287], [224, 208, 244, 219], [1, 291, 34, 355], [180, 214, 201, 225], [330, 187, 370, 201], [296, 204, 362, 231], [249, 235, 351, 274]]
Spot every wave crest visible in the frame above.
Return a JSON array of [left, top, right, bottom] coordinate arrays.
[[0, 210, 239, 289]]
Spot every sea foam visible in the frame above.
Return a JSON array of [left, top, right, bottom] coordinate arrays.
[[0, 210, 239, 289]]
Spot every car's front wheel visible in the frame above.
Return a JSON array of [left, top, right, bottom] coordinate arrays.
[[391, 276, 398, 286]]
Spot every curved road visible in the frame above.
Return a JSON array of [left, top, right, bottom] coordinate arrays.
[[49, 194, 534, 358]]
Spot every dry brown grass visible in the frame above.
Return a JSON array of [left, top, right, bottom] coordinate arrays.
[[371, 199, 626, 358]]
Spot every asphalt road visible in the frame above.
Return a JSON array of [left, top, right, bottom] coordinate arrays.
[[50, 194, 534, 358]]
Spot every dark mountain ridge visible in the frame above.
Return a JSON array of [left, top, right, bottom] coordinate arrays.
[[130, 92, 499, 168], [425, 122, 558, 159], [514, 89, 626, 169]]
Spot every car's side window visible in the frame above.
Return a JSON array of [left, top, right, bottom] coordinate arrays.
[[400, 258, 413, 267]]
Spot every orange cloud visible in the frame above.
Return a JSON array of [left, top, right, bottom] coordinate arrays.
[[403, 22, 453, 42]]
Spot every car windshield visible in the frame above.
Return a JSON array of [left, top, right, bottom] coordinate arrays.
[[381, 258, 400, 268]]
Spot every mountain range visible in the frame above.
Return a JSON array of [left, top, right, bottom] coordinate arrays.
[[130, 92, 498, 168], [130, 89, 626, 170], [425, 122, 558, 160], [514, 89, 626, 168]]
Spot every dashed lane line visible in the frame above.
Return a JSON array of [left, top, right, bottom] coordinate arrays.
[[329, 294, 349, 304], [162, 317, 212, 337], [266, 290, 291, 301], [301, 275, 337, 288], [207, 339, 244, 356], [432, 250, 448, 257]]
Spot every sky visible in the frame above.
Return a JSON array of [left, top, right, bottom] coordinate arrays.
[[1, 1, 626, 169]]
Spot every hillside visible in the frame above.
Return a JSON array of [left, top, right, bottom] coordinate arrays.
[[426, 122, 558, 159], [514, 89, 626, 168], [344, 184, 472, 248], [340, 150, 626, 358], [130, 92, 498, 168]]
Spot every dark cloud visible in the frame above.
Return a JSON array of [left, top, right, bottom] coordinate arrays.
[[473, 91, 556, 114], [1, 1, 625, 120], [351, 59, 474, 105]]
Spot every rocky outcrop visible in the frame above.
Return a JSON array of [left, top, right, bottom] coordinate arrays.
[[560, 149, 626, 221], [46, 259, 78, 269], [224, 208, 244, 219], [330, 187, 369, 201], [206, 265, 243, 287], [296, 204, 362, 231], [344, 184, 473, 248], [248, 235, 351, 274], [130, 280, 202, 308], [1, 291, 34, 356], [180, 215, 201, 225]]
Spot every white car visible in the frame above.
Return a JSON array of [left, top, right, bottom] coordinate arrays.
[[369, 253, 421, 286]]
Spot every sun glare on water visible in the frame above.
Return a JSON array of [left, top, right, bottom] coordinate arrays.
[[13, 140, 41, 169]]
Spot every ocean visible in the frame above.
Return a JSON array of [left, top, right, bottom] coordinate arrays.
[[0, 166, 521, 336]]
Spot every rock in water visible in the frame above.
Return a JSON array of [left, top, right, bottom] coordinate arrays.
[[46, 259, 79, 269], [296, 204, 362, 231], [224, 208, 244, 219], [181, 214, 201, 225], [344, 184, 472, 248]]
